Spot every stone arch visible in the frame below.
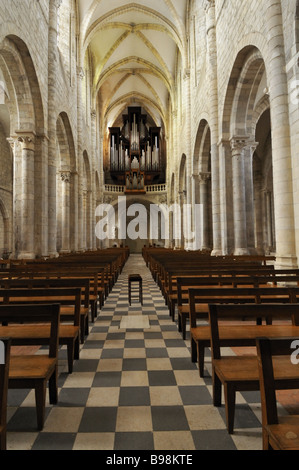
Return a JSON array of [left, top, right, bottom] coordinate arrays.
[[0, 35, 44, 134], [193, 119, 211, 175], [253, 108, 275, 254], [0, 35, 45, 258], [221, 45, 273, 256], [193, 120, 212, 251], [56, 112, 77, 253]]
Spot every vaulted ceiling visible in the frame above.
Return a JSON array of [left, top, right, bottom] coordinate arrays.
[[78, 0, 189, 133]]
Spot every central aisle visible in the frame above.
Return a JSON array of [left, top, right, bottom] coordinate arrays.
[[7, 254, 263, 450]]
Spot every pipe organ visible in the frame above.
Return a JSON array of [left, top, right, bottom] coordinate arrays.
[[108, 107, 162, 192]]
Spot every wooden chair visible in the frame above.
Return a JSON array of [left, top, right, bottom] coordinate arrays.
[[0, 304, 60, 430], [208, 303, 299, 434], [0, 338, 11, 450], [0, 287, 82, 373], [189, 286, 299, 378], [128, 274, 143, 305], [256, 337, 299, 450]]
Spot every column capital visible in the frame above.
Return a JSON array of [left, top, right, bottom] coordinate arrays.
[[6, 137, 17, 149], [61, 171, 71, 183], [14, 131, 36, 151], [199, 172, 211, 183], [230, 136, 250, 154], [51, 0, 63, 10], [204, 0, 215, 12], [77, 67, 85, 80]]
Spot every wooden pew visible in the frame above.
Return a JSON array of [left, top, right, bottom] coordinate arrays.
[[207, 303, 299, 434], [0, 304, 60, 430], [0, 288, 82, 372], [0, 278, 91, 343], [256, 337, 299, 450], [189, 286, 299, 377], [0, 337, 11, 450], [161, 266, 279, 316], [177, 274, 299, 339], [6, 268, 103, 319]]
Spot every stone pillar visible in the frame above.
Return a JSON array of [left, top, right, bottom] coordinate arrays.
[[71, 171, 79, 251], [77, 66, 85, 251], [48, 0, 62, 257], [230, 137, 249, 255], [265, 0, 297, 267], [16, 133, 36, 259], [199, 172, 211, 250], [86, 189, 93, 250], [205, 0, 221, 255], [82, 189, 87, 249], [60, 171, 71, 252], [90, 109, 97, 249], [253, 175, 264, 255], [218, 138, 233, 254], [244, 141, 258, 254]]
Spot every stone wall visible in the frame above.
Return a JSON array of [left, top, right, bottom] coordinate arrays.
[[0, 0, 298, 263]]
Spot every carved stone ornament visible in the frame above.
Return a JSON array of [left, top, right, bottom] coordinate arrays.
[[61, 172, 71, 183], [15, 132, 36, 151]]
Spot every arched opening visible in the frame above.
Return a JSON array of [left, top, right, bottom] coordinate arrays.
[[221, 46, 274, 255], [253, 108, 275, 254], [193, 120, 212, 251], [0, 35, 44, 258], [56, 112, 77, 253], [178, 154, 187, 248]]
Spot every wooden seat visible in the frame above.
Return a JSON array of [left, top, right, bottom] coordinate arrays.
[[189, 286, 299, 378], [128, 274, 143, 305], [0, 304, 60, 430], [0, 288, 82, 373], [0, 338, 11, 450], [256, 337, 299, 450], [208, 303, 299, 434]]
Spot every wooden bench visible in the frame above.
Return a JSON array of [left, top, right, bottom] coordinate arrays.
[[5, 269, 102, 321], [208, 303, 299, 434], [160, 266, 278, 317], [189, 286, 299, 378], [256, 338, 299, 450], [177, 275, 299, 339], [0, 288, 82, 373], [0, 304, 60, 430], [256, 337, 299, 450], [0, 337, 11, 450], [0, 278, 90, 342]]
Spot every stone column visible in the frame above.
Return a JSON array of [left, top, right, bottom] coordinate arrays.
[[82, 189, 87, 249], [265, 0, 297, 267], [205, 0, 221, 255], [244, 141, 258, 254], [90, 109, 97, 249], [71, 171, 79, 251], [230, 137, 249, 255], [253, 175, 264, 255], [60, 171, 71, 252], [86, 189, 93, 250], [48, 0, 62, 257], [77, 66, 85, 251], [199, 172, 211, 250], [218, 138, 233, 254], [16, 132, 36, 259]]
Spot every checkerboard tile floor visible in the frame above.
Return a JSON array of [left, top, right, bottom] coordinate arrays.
[[6, 254, 265, 451]]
